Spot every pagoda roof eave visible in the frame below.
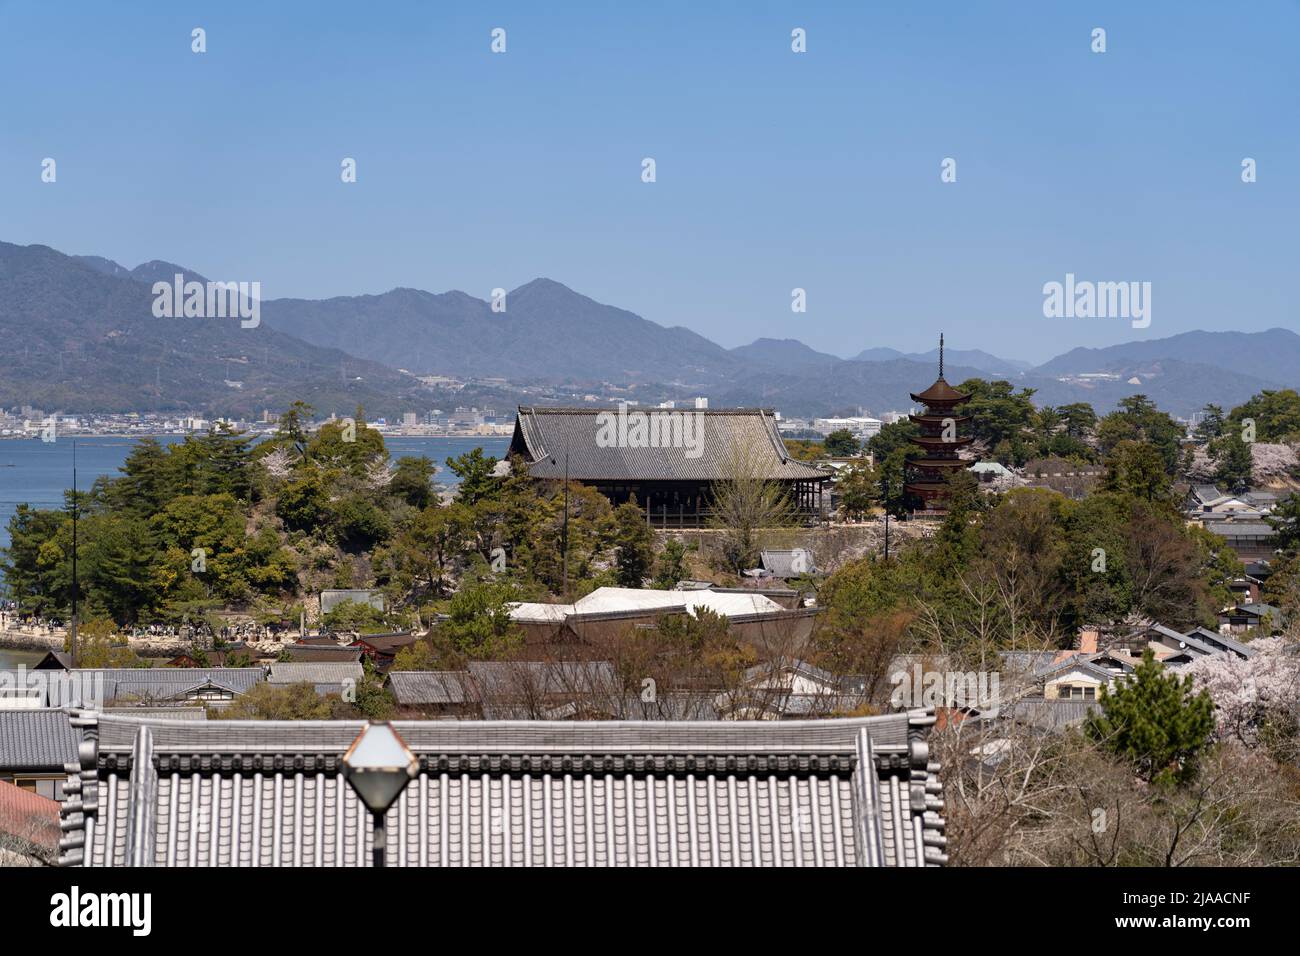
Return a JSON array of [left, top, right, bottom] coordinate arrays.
[[909, 377, 972, 405]]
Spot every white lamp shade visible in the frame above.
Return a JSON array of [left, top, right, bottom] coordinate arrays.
[[342, 721, 419, 813]]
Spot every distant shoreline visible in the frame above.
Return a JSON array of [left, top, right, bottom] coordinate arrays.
[[0, 433, 511, 441]]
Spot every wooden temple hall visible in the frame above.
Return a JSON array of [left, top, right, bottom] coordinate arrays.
[[510, 406, 831, 527]]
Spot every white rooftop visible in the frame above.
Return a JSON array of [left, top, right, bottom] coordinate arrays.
[[509, 587, 786, 623]]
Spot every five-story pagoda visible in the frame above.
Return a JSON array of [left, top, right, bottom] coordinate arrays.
[[905, 334, 975, 513]]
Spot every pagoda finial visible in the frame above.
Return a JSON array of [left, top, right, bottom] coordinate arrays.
[[939, 333, 944, 379]]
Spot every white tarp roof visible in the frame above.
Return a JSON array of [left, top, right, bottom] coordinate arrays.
[[509, 587, 785, 623]]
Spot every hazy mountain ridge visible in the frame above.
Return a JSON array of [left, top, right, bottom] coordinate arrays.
[[9, 241, 1299, 418], [0, 243, 429, 418]]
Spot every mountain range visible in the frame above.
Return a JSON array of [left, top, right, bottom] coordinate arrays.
[[2, 240, 1296, 419]]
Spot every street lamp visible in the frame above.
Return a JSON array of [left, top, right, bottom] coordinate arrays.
[[342, 720, 418, 868]]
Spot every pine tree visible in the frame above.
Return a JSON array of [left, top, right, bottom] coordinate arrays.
[[1085, 648, 1215, 787], [612, 498, 655, 588]]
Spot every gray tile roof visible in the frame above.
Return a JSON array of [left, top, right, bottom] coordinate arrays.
[[466, 661, 619, 699], [386, 671, 477, 706], [1205, 520, 1275, 538], [102, 707, 208, 720], [760, 549, 816, 577], [0, 710, 80, 771], [512, 406, 829, 482], [1184, 626, 1255, 658], [997, 650, 1064, 677], [284, 644, 364, 663], [266, 662, 364, 685], [1192, 484, 1224, 504], [1001, 698, 1099, 731], [83, 668, 263, 704], [60, 709, 945, 867], [2, 668, 263, 707]]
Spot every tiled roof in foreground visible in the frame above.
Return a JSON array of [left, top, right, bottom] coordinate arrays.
[[59, 710, 945, 867]]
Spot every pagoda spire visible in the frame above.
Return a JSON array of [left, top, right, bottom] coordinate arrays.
[[939, 333, 944, 378]]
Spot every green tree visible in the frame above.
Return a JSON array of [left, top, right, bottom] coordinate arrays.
[[1195, 404, 1225, 442], [1211, 432, 1254, 494], [1103, 439, 1173, 503], [612, 499, 655, 587], [652, 538, 692, 589], [1227, 389, 1300, 443], [391, 503, 471, 598], [1266, 492, 1300, 553], [1057, 403, 1098, 439], [438, 581, 524, 659], [957, 378, 1038, 465], [321, 599, 389, 633], [216, 682, 335, 720], [276, 401, 315, 461], [823, 429, 861, 457], [445, 448, 500, 506], [276, 473, 331, 532], [1085, 649, 1215, 787], [1096, 395, 1182, 475], [390, 456, 437, 509], [836, 459, 879, 520]]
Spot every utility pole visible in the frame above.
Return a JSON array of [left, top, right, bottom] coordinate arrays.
[[562, 447, 570, 601], [552, 445, 570, 601], [883, 510, 890, 562], [70, 439, 78, 667]]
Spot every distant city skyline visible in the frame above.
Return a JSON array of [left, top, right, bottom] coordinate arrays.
[[1, 2, 1295, 363]]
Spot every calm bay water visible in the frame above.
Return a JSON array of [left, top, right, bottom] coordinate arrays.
[[0, 648, 44, 668], [0, 435, 510, 556]]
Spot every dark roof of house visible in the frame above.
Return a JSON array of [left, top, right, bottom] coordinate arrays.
[[1039, 656, 1115, 682], [352, 633, 418, 654], [0, 710, 80, 771], [2, 669, 264, 707], [81, 668, 263, 704], [1220, 602, 1282, 620], [1191, 484, 1225, 504], [266, 662, 363, 685], [1001, 698, 1099, 731], [386, 671, 478, 706], [283, 644, 364, 663], [465, 660, 621, 697], [1205, 520, 1276, 539], [1184, 626, 1255, 658], [60, 709, 946, 867], [102, 707, 208, 720], [510, 406, 829, 482], [997, 650, 1064, 677], [34, 651, 73, 670]]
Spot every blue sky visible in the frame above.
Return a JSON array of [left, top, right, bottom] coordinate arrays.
[[1, 1, 1295, 362]]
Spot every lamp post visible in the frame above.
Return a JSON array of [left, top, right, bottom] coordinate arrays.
[[70, 439, 78, 667], [550, 445, 570, 601], [342, 720, 418, 868]]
